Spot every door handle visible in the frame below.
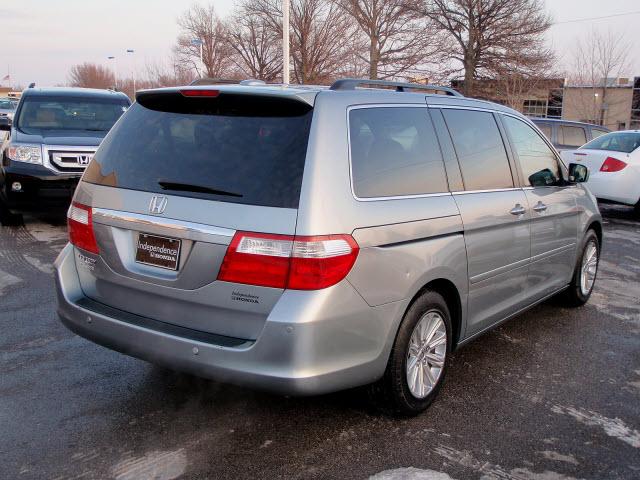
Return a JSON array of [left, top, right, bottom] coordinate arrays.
[[533, 201, 547, 213], [510, 204, 526, 216]]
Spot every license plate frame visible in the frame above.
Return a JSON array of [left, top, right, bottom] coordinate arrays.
[[135, 233, 182, 271]]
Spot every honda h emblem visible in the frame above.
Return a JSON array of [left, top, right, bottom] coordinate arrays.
[[149, 195, 168, 215], [77, 154, 92, 165]]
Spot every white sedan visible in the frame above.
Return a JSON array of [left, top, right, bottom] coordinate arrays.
[[561, 130, 640, 218]]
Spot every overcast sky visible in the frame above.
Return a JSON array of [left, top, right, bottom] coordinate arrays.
[[2, 0, 640, 88]]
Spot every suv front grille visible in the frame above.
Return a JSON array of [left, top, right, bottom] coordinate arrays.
[[49, 150, 95, 173]]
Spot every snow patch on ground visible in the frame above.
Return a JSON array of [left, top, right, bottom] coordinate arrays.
[[24, 221, 68, 243], [538, 451, 579, 466], [111, 449, 187, 480], [22, 254, 53, 274], [551, 405, 640, 448], [370, 467, 457, 480], [434, 446, 582, 480]]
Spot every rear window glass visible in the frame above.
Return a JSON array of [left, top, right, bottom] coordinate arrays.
[[591, 129, 608, 139], [442, 109, 513, 190], [349, 107, 448, 198], [559, 125, 587, 147], [580, 131, 640, 153], [83, 99, 313, 209]]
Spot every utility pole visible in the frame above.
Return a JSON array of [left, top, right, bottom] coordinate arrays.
[[126, 49, 136, 94], [191, 39, 205, 77], [107, 56, 118, 89], [282, 0, 290, 84]]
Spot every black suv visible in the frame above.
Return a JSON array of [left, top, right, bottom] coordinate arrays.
[[0, 87, 130, 224]]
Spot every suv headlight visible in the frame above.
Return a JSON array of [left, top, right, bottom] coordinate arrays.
[[7, 144, 42, 164]]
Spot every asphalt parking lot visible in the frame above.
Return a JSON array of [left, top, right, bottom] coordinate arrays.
[[1, 205, 639, 480]]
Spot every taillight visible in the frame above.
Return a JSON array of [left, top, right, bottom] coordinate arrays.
[[217, 232, 359, 290], [67, 202, 99, 254], [179, 89, 220, 97], [600, 157, 627, 172]]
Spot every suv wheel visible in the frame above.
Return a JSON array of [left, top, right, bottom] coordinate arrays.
[[560, 229, 599, 307], [370, 290, 452, 416], [634, 199, 640, 219]]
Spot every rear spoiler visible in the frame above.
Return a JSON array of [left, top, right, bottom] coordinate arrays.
[[136, 86, 317, 111]]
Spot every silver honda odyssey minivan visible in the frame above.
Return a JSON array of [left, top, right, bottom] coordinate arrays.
[[55, 79, 602, 415]]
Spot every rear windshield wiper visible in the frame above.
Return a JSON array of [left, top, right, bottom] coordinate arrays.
[[158, 181, 243, 198]]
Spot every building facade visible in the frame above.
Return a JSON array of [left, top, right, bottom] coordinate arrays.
[[451, 77, 640, 131]]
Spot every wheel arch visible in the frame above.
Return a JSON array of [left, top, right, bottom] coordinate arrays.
[[586, 220, 603, 247], [408, 278, 463, 350]]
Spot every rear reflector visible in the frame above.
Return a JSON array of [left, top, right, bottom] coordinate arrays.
[[179, 89, 220, 97], [218, 232, 359, 290], [600, 157, 627, 172], [68, 202, 99, 254]]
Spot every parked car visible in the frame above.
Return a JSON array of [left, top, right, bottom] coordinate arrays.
[[561, 130, 640, 218], [0, 87, 130, 225], [532, 118, 609, 151], [0, 97, 18, 120], [55, 79, 602, 416], [0, 97, 17, 147]]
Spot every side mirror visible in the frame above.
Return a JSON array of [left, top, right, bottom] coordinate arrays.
[[568, 163, 589, 183], [0, 117, 11, 131]]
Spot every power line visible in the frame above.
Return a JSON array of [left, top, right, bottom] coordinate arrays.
[[553, 10, 640, 25]]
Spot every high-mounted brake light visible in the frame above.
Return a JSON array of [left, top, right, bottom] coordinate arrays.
[[217, 232, 359, 290], [179, 89, 220, 97], [600, 156, 627, 172], [67, 202, 99, 254]]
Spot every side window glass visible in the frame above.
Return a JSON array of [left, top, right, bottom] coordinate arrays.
[[349, 107, 448, 198], [441, 109, 513, 190], [560, 126, 587, 147], [503, 115, 562, 187]]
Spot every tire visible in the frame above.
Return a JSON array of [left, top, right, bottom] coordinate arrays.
[[559, 229, 599, 307], [369, 290, 452, 416], [634, 200, 640, 220], [0, 198, 22, 226]]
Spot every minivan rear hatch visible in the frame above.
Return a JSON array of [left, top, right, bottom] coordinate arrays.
[[74, 87, 315, 341]]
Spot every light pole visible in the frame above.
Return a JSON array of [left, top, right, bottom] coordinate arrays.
[[107, 56, 117, 89], [126, 49, 135, 94], [190, 38, 205, 77], [282, 0, 290, 84]]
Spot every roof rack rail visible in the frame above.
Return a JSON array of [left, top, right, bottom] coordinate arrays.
[[329, 78, 463, 97]]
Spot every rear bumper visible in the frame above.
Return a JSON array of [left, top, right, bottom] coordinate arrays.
[[587, 167, 640, 206], [54, 244, 403, 396], [0, 160, 80, 212]]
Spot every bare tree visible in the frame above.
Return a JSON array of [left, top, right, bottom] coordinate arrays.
[[68, 63, 115, 89], [336, 0, 443, 80], [174, 4, 236, 79], [418, 0, 552, 96], [566, 29, 632, 126], [242, 0, 355, 84], [227, 11, 282, 81], [143, 60, 194, 88]]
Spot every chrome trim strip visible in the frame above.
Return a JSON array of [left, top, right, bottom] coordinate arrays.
[[355, 192, 452, 202], [42, 144, 98, 174], [469, 257, 530, 284], [470, 242, 577, 284], [452, 187, 521, 195], [92, 208, 235, 244], [530, 243, 576, 263]]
